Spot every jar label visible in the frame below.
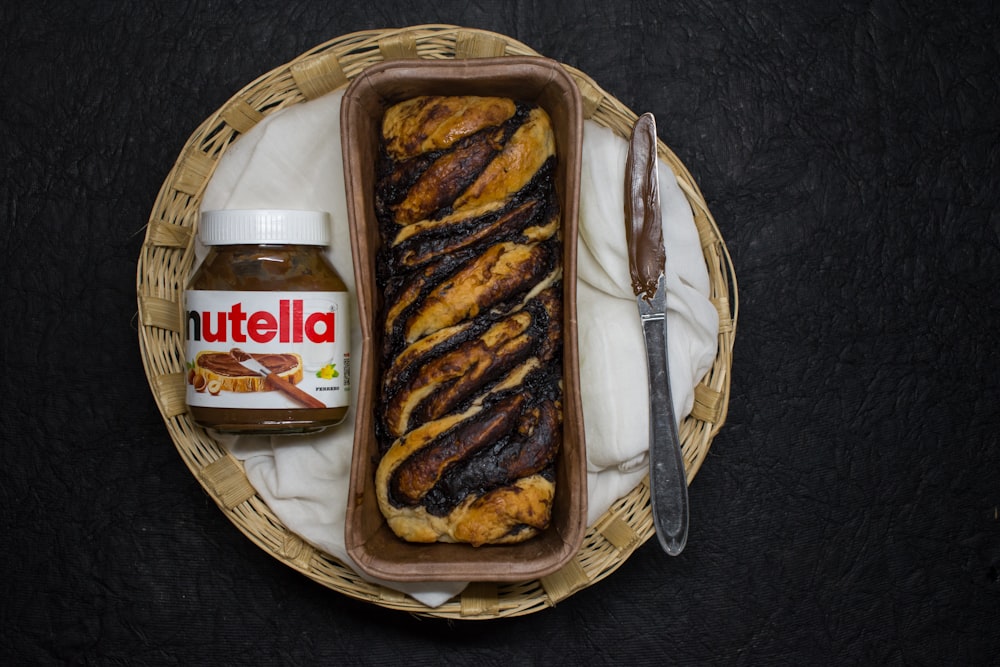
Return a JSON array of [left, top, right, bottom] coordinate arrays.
[[184, 290, 350, 409]]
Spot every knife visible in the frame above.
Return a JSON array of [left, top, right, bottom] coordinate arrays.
[[624, 113, 689, 556], [229, 348, 326, 409]]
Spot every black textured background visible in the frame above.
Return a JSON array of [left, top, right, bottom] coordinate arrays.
[[3, 1, 998, 664]]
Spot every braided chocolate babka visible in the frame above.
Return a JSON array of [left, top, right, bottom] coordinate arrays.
[[373, 95, 565, 546]]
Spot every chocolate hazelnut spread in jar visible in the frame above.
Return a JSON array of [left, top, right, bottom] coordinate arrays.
[[184, 209, 351, 434]]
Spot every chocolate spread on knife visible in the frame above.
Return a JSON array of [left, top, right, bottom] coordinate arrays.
[[624, 113, 666, 302]]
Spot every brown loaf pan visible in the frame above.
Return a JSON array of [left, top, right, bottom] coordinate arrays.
[[341, 57, 586, 583]]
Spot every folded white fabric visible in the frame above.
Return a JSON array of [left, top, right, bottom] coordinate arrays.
[[199, 87, 718, 608]]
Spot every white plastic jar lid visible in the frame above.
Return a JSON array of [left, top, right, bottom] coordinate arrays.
[[199, 209, 331, 246]]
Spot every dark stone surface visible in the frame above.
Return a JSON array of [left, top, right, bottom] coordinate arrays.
[[2, 1, 997, 663]]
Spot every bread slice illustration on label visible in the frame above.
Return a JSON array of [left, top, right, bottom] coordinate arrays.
[[194, 350, 304, 393]]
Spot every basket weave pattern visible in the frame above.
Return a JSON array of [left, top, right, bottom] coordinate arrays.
[[136, 24, 738, 619]]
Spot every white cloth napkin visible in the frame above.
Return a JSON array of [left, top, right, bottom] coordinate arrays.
[[199, 87, 718, 607]]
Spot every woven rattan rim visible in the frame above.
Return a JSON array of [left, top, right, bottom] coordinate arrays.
[[136, 24, 738, 619]]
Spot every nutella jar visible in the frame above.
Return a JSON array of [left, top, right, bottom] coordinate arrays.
[[184, 209, 350, 434]]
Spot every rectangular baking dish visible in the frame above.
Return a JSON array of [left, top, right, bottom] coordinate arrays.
[[341, 56, 586, 583]]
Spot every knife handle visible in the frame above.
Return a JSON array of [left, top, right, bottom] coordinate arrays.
[[264, 373, 327, 410], [640, 310, 690, 556]]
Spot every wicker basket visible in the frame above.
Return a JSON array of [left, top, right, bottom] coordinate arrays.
[[135, 24, 738, 619]]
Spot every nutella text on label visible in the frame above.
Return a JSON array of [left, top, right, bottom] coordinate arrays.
[[186, 298, 337, 344]]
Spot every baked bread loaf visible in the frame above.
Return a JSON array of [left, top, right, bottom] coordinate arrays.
[[194, 350, 304, 392], [373, 95, 565, 546]]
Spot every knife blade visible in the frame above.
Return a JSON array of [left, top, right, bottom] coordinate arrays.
[[229, 348, 326, 410], [625, 113, 689, 556]]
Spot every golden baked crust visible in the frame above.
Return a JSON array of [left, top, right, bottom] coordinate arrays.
[[381, 96, 516, 161], [373, 95, 564, 546]]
